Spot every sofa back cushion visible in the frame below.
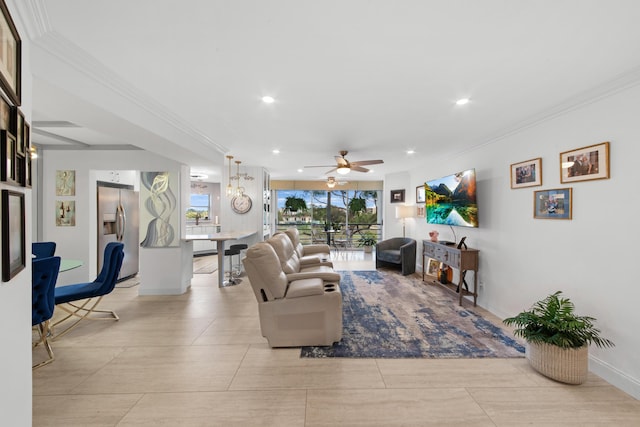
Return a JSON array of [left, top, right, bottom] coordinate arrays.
[[242, 242, 288, 301], [283, 228, 305, 258], [267, 233, 301, 274]]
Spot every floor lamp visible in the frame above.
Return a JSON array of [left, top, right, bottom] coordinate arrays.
[[395, 205, 414, 238]]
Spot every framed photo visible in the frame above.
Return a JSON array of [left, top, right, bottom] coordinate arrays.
[[0, 94, 10, 130], [15, 109, 23, 155], [560, 142, 609, 183], [56, 169, 76, 196], [534, 188, 572, 220], [426, 258, 441, 277], [2, 189, 25, 281], [416, 184, 425, 203], [0, 0, 21, 106], [510, 157, 542, 189], [56, 200, 76, 226], [416, 206, 425, 217], [390, 189, 405, 203], [1, 129, 17, 184]]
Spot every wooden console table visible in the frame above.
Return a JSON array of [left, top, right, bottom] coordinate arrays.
[[422, 240, 479, 306]]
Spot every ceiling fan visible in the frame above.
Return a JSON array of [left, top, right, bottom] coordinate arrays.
[[326, 176, 348, 188], [304, 150, 384, 175]]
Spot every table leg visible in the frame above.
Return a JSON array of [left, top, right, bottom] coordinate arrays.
[[217, 240, 226, 287]]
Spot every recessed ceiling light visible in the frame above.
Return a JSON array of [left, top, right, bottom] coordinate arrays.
[[262, 96, 275, 104], [272, 149, 280, 154], [407, 150, 415, 154], [297, 169, 304, 173], [456, 98, 470, 106]]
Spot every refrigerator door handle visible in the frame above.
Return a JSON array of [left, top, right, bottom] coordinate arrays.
[[116, 204, 126, 241]]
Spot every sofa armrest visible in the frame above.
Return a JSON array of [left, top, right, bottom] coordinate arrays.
[[302, 244, 331, 255], [286, 271, 341, 283], [285, 278, 324, 299]]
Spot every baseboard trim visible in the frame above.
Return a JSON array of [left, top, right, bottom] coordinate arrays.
[[590, 354, 640, 400]]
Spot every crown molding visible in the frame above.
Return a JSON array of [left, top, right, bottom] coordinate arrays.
[[449, 65, 640, 160], [15, 0, 228, 155]]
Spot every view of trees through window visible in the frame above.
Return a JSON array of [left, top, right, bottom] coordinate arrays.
[[187, 194, 210, 220], [276, 189, 382, 247]]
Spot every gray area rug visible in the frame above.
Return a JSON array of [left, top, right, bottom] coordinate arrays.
[[301, 270, 525, 358]]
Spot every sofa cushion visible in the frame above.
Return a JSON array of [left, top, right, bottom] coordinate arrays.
[[286, 278, 324, 299], [377, 249, 402, 264], [243, 243, 289, 300]]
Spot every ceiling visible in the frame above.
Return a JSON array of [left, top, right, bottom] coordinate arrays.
[[21, 1, 640, 182]]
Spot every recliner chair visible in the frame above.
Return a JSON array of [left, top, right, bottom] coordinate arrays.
[[267, 233, 340, 282], [282, 227, 332, 267], [242, 242, 342, 347], [375, 237, 417, 275]]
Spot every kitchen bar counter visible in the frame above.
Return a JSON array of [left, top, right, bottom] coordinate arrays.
[[184, 231, 256, 287]]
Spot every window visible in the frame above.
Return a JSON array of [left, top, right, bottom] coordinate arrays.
[[187, 194, 210, 220]]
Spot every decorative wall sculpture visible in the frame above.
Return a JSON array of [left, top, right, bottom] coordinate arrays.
[[140, 171, 179, 247]]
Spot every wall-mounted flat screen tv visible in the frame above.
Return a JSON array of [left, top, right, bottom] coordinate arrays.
[[425, 168, 478, 228]]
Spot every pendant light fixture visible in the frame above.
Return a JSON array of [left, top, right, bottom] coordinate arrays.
[[225, 155, 234, 197], [234, 160, 245, 197]]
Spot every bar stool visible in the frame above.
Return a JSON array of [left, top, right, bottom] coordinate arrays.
[[230, 244, 248, 277], [223, 247, 241, 286]]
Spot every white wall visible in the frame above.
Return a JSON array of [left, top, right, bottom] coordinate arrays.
[[41, 150, 192, 294], [389, 82, 640, 398], [0, 1, 32, 423]]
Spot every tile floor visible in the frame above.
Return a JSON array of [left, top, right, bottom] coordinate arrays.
[[33, 251, 640, 426]]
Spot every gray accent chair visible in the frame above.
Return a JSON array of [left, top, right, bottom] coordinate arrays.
[[375, 237, 417, 275]]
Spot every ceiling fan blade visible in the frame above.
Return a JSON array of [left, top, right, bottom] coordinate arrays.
[[325, 167, 338, 174], [351, 165, 370, 173], [351, 159, 384, 166]]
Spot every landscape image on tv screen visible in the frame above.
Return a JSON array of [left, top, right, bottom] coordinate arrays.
[[425, 168, 478, 228]]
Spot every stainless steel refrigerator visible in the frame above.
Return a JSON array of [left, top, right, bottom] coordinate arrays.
[[97, 183, 139, 280]]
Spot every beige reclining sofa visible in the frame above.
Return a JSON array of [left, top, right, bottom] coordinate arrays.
[[282, 227, 332, 267], [242, 232, 342, 348]]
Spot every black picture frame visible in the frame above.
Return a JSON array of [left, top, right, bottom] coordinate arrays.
[[0, 0, 21, 106], [390, 189, 405, 203], [1, 129, 18, 185], [2, 189, 25, 281]]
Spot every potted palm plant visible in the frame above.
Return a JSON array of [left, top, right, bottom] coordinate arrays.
[[357, 234, 377, 253], [503, 291, 614, 384]]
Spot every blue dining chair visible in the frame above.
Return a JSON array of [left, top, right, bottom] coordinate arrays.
[[32, 256, 61, 369], [52, 242, 125, 339], [32, 241, 57, 259]]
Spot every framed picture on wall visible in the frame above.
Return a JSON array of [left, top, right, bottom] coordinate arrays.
[[2, 189, 25, 281], [0, 0, 21, 106], [533, 188, 572, 220], [560, 142, 610, 183], [390, 189, 405, 203], [416, 184, 425, 203], [56, 170, 76, 196], [1, 129, 17, 185], [510, 157, 542, 189]]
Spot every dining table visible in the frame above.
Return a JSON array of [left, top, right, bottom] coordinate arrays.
[[59, 259, 83, 272], [184, 231, 256, 287]]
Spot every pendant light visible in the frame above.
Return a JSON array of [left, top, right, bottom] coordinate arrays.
[[225, 155, 234, 197]]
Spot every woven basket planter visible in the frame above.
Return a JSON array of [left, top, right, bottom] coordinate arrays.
[[526, 341, 588, 385]]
